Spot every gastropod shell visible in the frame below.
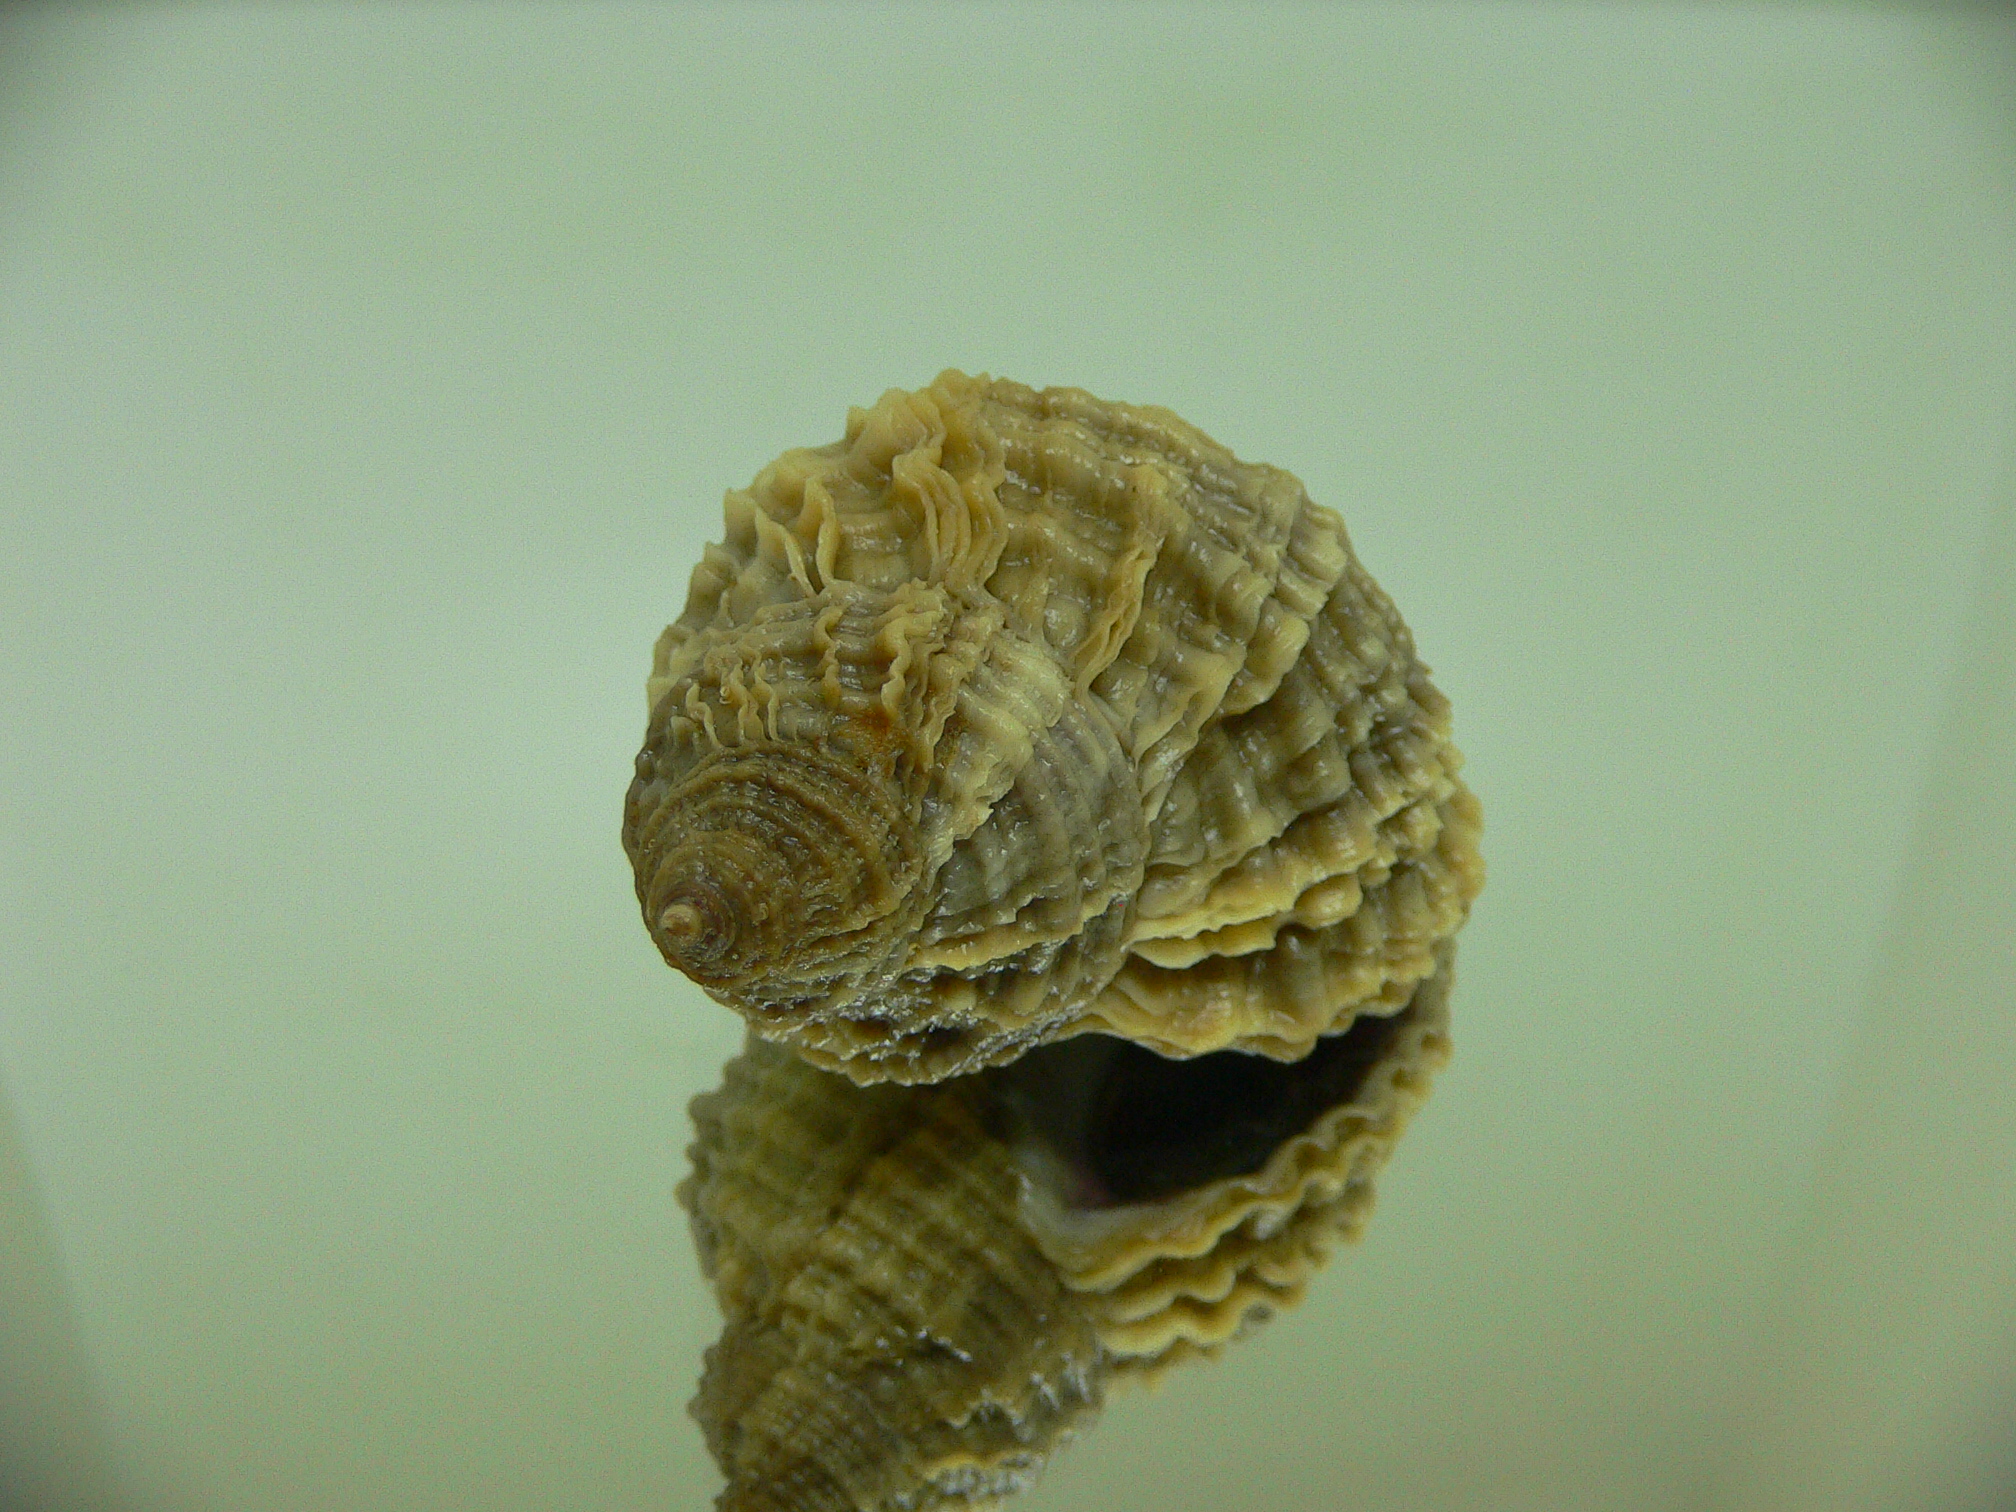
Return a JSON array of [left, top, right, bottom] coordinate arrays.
[[628, 372, 1483, 1510]]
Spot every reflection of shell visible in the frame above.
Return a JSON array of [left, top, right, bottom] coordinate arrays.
[[682, 1040, 1104, 1512], [681, 947, 1453, 1510], [625, 371, 1482, 1085]]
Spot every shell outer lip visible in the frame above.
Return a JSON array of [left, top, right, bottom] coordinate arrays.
[[1002, 945, 1456, 1299]]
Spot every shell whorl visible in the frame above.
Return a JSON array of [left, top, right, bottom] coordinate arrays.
[[626, 739, 927, 1016], [626, 371, 1483, 1085]]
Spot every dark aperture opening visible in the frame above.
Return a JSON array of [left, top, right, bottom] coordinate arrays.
[[997, 1005, 1412, 1209]]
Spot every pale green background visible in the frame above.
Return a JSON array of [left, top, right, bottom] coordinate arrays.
[[3, 5, 2014, 1511]]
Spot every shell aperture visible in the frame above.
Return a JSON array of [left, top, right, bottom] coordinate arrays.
[[630, 372, 1483, 1510]]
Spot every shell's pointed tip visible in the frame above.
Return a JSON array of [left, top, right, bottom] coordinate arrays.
[[651, 878, 739, 977], [658, 901, 705, 946]]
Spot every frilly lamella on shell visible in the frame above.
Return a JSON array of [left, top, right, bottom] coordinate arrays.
[[627, 373, 1483, 1511]]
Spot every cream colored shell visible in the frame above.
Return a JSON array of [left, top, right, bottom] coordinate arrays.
[[680, 948, 1454, 1511], [624, 371, 1482, 1085]]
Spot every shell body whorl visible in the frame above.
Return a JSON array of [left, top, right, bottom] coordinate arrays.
[[626, 371, 1483, 1085]]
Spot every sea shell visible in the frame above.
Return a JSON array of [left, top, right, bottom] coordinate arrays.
[[624, 371, 1483, 1085], [633, 372, 1481, 1509], [680, 944, 1455, 1511]]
